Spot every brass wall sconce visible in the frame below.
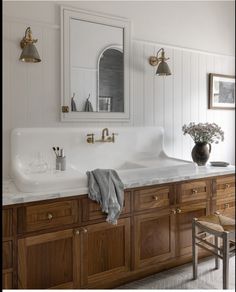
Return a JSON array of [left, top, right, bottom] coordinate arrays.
[[149, 48, 171, 76], [19, 27, 41, 63]]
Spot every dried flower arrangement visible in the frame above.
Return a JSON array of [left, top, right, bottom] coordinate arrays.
[[182, 122, 224, 144]]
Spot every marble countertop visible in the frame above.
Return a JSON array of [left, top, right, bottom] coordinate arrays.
[[3, 164, 235, 206]]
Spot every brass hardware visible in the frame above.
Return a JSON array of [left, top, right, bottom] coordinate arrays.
[[149, 56, 159, 66], [19, 27, 41, 63], [153, 196, 158, 201], [74, 229, 80, 235], [225, 184, 230, 189], [224, 203, 230, 209], [81, 227, 88, 233], [111, 133, 118, 143], [87, 133, 95, 144], [102, 128, 109, 140], [176, 208, 182, 214], [214, 211, 221, 215], [171, 209, 176, 215], [62, 106, 69, 113], [20, 27, 38, 49], [47, 213, 53, 220], [192, 189, 198, 195]]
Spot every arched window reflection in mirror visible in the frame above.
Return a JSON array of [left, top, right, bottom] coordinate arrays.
[[98, 46, 124, 112]]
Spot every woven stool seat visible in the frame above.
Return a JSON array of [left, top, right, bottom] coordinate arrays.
[[197, 214, 235, 233], [192, 214, 235, 289]]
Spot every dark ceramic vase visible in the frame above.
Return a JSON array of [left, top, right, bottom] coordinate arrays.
[[191, 143, 211, 166]]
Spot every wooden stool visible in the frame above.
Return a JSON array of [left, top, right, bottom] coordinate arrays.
[[192, 214, 235, 289]]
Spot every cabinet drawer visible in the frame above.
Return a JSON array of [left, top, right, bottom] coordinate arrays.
[[2, 209, 13, 238], [18, 200, 79, 233], [216, 176, 235, 203], [3, 241, 13, 270], [178, 180, 209, 204], [134, 186, 171, 212], [82, 192, 131, 222]]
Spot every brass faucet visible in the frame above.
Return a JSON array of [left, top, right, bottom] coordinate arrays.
[[86, 128, 118, 143], [101, 128, 109, 141]]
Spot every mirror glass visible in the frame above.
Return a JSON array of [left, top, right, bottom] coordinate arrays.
[[61, 7, 130, 121]]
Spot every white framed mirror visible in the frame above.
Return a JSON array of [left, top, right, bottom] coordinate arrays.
[[61, 6, 131, 122]]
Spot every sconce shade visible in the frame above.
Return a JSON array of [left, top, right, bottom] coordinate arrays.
[[19, 43, 41, 63], [156, 61, 171, 76]]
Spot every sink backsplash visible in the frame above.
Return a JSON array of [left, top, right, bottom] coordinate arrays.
[[11, 127, 165, 175]]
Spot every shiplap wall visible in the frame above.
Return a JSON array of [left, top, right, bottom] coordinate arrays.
[[3, 17, 235, 178]]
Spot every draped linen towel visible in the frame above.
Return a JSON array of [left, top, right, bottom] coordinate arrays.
[[86, 169, 124, 225]]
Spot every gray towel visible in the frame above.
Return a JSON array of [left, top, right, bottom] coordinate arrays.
[[86, 169, 124, 225]]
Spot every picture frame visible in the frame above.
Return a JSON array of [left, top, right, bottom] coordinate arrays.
[[208, 73, 235, 109]]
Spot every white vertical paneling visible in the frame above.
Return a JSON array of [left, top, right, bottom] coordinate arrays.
[[198, 54, 207, 122], [154, 45, 164, 127], [190, 52, 199, 123], [3, 21, 235, 178], [143, 44, 155, 126], [163, 48, 173, 155], [172, 49, 183, 158], [181, 50, 192, 160], [133, 42, 144, 126]]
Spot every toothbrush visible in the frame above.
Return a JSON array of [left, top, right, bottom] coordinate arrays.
[[52, 147, 58, 157]]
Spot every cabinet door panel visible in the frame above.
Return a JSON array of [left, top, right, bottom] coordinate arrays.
[[134, 209, 175, 269], [18, 229, 79, 289], [81, 218, 130, 288], [175, 202, 209, 256], [2, 272, 13, 289]]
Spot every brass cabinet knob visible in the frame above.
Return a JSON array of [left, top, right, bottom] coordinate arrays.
[[176, 208, 182, 214], [192, 189, 198, 194], [225, 184, 230, 189], [153, 195, 158, 201], [171, 209, 176, 215], [87, 133, 94, 144], [74, 229, 80, 235], [47, 213, 53, 220], [81, 228, 88, 233]]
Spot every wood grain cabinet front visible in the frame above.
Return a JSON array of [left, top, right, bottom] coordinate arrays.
[[175, 202, 210, 257], [80, 218, 131, 288], [214, 175, 235, 219], [17, 199, 79, 233], [134, 185, 173, 212], [18, 229, 79, 289], [134, 208, 175, 270]]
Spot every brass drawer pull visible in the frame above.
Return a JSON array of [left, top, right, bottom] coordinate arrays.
[[171, 209, 176, 215], [74, 229, 80, 235], [192, 189, 198, 194], [81, 228, 88, 233], [224, 203, 230, 209], [176, 208, 182, 214], [225, 184, 230, 189], [153, 196, 159, 201], [47, 213, 53, 220]]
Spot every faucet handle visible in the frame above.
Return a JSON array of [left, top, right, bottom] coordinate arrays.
[[87, 133, 94, 144], [111, 133, 118, 143]]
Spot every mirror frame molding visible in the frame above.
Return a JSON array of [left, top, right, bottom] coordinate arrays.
[[60, 6, 131, 122]]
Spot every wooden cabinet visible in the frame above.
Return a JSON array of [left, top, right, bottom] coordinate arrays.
[[18, 229, 78, 289], [3, 174, 235, 289], [134, 209, 175, 269], [213, 175, 235, 219], [81, 218, 131, 288], [2, 209, 14, 289], [175, 202, 209, 256]]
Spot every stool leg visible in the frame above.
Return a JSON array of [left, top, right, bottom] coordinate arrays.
[[222, 232, 229, 289], [192, 218, 198, 280], [215, 235, 220, 269]]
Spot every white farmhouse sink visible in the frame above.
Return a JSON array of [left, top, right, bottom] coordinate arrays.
[[11, 127, 195, 192]]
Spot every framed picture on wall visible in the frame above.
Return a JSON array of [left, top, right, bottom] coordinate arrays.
[[209, 73, 235, 109]]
